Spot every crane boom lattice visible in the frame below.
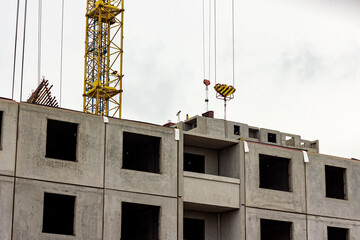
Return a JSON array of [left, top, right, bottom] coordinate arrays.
[[83, 0, 124, 117]]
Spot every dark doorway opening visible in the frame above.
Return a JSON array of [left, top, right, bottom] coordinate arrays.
[[42, 192, 75, 235], [259, 154, 290, 192], [261, 219, 292, 240], [121, 202, 159, 240]]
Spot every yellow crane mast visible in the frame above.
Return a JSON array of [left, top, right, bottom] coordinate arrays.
[[83, 0, 124, 117]]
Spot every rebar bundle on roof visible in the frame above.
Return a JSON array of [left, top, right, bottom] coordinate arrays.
[[27, 78, 59, 107]]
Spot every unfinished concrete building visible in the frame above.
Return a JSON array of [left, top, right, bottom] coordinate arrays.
[[1, 97, 360, 240]]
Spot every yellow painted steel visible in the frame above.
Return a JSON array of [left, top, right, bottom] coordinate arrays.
[[83, 0, 124, 117], [214, 83, 236, 98]]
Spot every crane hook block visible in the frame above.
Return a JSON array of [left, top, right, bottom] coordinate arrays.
[[214, 83, 236, 98]]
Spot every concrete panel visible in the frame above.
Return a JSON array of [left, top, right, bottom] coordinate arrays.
[[105, 119, 177, 197], [16, 103, 105, 187], [103, 189, 177, 240], [246, 207, 307, 240], [245, 142, 306, 213], [183, 172, 240, 209], [12, 178, 103, 240], [0, 175, 14, 240], [205, 118, 226, 138], [259, 128, 281, 145], [307, 215, 360, 240], [220, 208, 244, 240], [226, 121, 249, 140], [0, 99, 18, 176], [306, 153, 360, 220], [219, 143, 240, 179]]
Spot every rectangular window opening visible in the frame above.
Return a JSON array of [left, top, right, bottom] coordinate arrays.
[[184, 218, 205, 240], [267, 133, 277, 143], [0, 111, 3, 148], [45, 119, 78, 161], [184, 153, 205, 173], [259, 154, 291, 192], [249, 128, 259, 139], [327, 226, 348, 240], [261, 219, 292, 240], [325, 165, 346, 200], [234, 125, 240, 135], [42, 192, 75, 235], [123, 132, 160, 173], [121, 202, 159, 240]]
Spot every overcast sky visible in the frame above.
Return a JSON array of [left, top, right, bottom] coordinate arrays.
[[1, 0, 360, 159]]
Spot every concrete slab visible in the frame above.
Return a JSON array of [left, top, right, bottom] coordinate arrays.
[[16, 103, 105, 187], [12, 178, 103, 240], [105, 118, 177, 197], [0, 100, 18, 176], [103, 189, 177, 240], [0, 175, 14, 240], [245, 142, 306, 213]]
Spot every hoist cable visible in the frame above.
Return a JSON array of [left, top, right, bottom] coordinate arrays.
[[208, 0, 211, 79], [202, 0, 205, 80], [11, 0, 21, 100], [232, 0, 235, 87], [20, 0, 29, 101], [214, 0, 217, 84], [60, 0, 65, 107], [38, 0, 42, 85]]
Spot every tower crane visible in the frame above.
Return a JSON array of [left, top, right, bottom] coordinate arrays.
[[83, 0, 124, 118]]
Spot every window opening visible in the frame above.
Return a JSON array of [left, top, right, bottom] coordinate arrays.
[[261, 219, 292, 240], [184, 218, 205, 240], [45, 119, 78, 161], [267, 133, 277, 143], [123, 132, 160, 173], [249, 128, 259, 139], [259, 154, 291, 192], [184, 153, 205, 173], [234, 125, 240, 135], [121, 202, 159, 240], [325, 165, 346, 200], [42, 192, 75, 235], [327, 226, 348, 240], [285, 136, 295, 146]]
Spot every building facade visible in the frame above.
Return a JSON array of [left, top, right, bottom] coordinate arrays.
[[0, 97, 359, 239]]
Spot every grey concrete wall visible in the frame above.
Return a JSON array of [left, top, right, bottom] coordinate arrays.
[[307, 215, 360, 240], [0, 175, 14, 240], [105, 118, 177, 197], [183, 171, 240, 210], [245, 142, 306, 213], [220, 208, 244, 240], [259, 128, 281, 145], [219, 144, 240, 179], [16, 104, 105, 187], [306, 153, 360, 220], [246, 207, 307, 240], [103, 189, 177, 240], [13, 178, 103, 240], [226, 121, 249, 140], [0, 100, 18, 176]]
